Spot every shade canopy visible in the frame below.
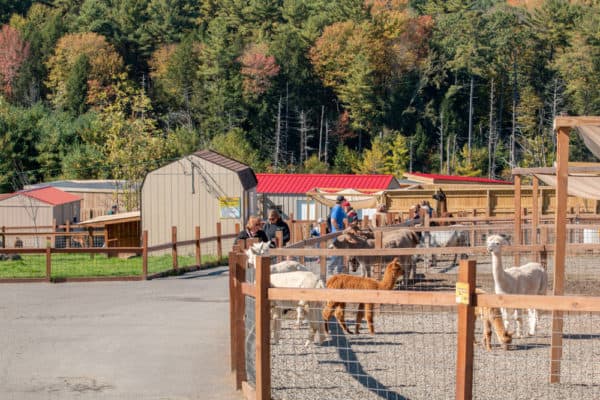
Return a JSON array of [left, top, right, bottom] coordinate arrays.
[[306, 188, 385, 209]]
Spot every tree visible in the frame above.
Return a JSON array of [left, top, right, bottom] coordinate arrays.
[[331, 144, 360, 174], [64, 54, 90, 116], [46, 32, 124, 110], [382, 131, 409, 178], [303, 154, 328, 173], [209, 128, 262, 170], [238, 42, 280, 97], [355, 136, 387, 174], [0, 24, 30, 98]]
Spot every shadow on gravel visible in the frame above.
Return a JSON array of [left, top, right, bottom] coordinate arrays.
[[322, 319, 410, 400]]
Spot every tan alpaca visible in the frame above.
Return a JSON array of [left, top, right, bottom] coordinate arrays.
[[322, 258, 404, 335], [475, 289, 512, 351]]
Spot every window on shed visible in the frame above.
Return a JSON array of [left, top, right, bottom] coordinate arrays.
[[296, 200, 316, 220]]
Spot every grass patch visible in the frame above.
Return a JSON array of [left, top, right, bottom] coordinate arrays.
[[0, 253, 226, 279]]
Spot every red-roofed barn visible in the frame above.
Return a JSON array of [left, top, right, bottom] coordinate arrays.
[[0, 187, 81, 247], [256, 173, 400, 220]]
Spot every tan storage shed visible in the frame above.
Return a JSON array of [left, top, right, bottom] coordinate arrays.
[[141, 150, 257, 255]]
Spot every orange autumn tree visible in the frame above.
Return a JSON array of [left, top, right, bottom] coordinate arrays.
[[46, 32, 124, 110], [0, 24, 30, 97], [238, 43, 280, 97]]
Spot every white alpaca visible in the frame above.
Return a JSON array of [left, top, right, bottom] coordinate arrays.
[[486, 235, 548, 337], [269, 271, 327, 346], [244, 242, 313, 330], [423, 226, 470, 269]]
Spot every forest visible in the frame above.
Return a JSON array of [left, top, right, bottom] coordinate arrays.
[[0, 0, 599, 194]]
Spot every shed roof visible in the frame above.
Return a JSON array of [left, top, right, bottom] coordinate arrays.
[[192, 150, 257, 190], [25, 179, 132, 193], [78, 211, 140, 227], [403, 172, 510, 185], [0, 186, 82, 205], [256, 173, 398, 194]]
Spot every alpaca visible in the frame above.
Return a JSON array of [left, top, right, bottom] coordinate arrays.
[[474, 289, 512, 351], [432, 187, 453, 221], [269, 270, 327, 346], [486, 234, 548, 337], [334, 226, 420, 285], [245, 242, 310, 326], [423, 226, 470, 269], [322, 258, 404, 335]]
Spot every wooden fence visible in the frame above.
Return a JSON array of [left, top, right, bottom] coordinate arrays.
[[0, 222, 240, 282], [228, 251, 600, 400]]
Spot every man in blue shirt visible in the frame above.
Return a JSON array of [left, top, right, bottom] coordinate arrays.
[[327, 195, 347, 275]]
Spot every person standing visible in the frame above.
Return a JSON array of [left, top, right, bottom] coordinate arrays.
[[263, 209, 290, 247], [343, 200, 358, 226], [235, 215, 269, 245], [327, 195, 347, 275]]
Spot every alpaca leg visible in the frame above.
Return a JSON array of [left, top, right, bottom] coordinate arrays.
[[483, 318, 492, 351], [355, 303, 364, 334], [527, 308, 537, 336], [334, 304, 352, 334], [305, 305, 324, 346], [514, 309, 523, 338], [272, 306, 282, 344], [322, 301, 336, 335], [296, 300, 307, 326], [501, 308, 510, 331], [365, 303, 375, 334]]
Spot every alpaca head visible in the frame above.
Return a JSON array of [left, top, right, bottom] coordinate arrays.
[[486, 234, 508, 254], [384, 257, 404, 280], [245, 241, 270, 265], [432, 188, 446, 201]]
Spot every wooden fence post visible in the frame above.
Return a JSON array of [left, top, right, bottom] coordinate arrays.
[[228, 251, 238, 374], [46, 236, 52, 281], [172, 226, 178, 271], [1, 226, 5, 248], [142, 231, 148, 279], [195, 226, 201, 267], [255, 255, 271, 400], [275, 230, 284, 263], [65, 220, 71, 248], [216, 222, 223, 262], [233, 251, 246, 389], [374, 230, 383, 280], [455, 259, 476, 400]]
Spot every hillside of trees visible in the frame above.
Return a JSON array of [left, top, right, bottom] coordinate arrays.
[[0, 0, 599, 193]]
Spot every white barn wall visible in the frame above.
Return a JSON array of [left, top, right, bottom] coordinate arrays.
[[259, 194, 329, 221]]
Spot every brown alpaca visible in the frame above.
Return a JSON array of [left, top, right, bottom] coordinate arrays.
[[475, 289, 512, 351], [322, 258, 404, 335]]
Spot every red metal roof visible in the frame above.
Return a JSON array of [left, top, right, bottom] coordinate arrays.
[[406, 172, 510, 185], [17, 186, 82, 205], [256, 173, 397, 194]]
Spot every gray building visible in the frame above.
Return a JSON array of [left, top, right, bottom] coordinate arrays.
[[141, 150, 257, 254]]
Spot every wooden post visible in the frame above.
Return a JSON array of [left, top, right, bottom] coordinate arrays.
[[255, 255, 271, 400], [172, 226, 178, 271], [1, 226, 5, 248], [195, 226, 201, 267], [514, 174, 522, 267], [276, 230, 284, 263], [294, 223, 302, 245], [232, 251, 247, 389], [52, 219, 57, 248], [46, 236, 52, 281], [455, 259, 476, 400], [235, 222, 240, 235], [216, 222, 223, 262], [551, 125, 570, 383], [228, 251, 237, 373], [486, 189, 491, 217], [319, 239, 327, 281], [65, 220, 71, 248], [532, 176, 539, 246], [374, 230, 383, 280], [142, 231, 148, 279]]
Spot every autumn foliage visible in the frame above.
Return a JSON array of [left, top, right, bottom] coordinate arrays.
[[0, 24, 30, 97], [238, 43, 280, 96]]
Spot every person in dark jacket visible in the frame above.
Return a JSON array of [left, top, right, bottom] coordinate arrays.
[[235, 215, 269, 244], [263, 209, 291, 247]]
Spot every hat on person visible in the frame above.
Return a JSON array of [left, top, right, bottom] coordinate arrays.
[[336, 195, 345, 203], [341, 200, 350, 207]]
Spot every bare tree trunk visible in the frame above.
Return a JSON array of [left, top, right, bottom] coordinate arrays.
[[274, 96, 282, 170], [439, 110, 444, 174], [468, 76, 474, 163], [446, 135, 451, 175], [488, 78, 495, 179], [318, 105, 324, 161], [409, 136, 413, 173], [324, 120, 329, 164]]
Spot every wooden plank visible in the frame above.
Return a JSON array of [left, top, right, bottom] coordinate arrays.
[[255, 255, 271, 400], [269, 287, 456, 306], [476, 293, 600, 312], [554, 116, 600, 128], [514, 175, 522, 267], [228, 252, 237, 374], [455, 260, 476, 400], [241, 381, 256, 400]]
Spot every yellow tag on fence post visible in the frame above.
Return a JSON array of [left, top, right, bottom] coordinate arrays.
[[455, 282, 470, 305]]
